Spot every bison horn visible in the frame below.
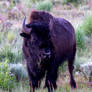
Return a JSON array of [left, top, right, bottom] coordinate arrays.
[[22, 17, 31, 34]]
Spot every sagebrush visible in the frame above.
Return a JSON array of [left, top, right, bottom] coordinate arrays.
[[35, 0, 52, 11]]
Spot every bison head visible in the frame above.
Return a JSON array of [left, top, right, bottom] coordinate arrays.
[[20, 18, 52, 75]]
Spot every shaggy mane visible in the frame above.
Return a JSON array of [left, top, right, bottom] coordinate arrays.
[[28, 10, 53, 23]]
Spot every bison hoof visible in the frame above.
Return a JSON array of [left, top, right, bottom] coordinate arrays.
[[45, 80, 57, 89], [29, 81, 41, 88]]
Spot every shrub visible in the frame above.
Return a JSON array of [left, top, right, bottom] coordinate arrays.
[[62, 0, 82, 4], [30, 0, 40, 3], [76, 28, 85, 50], [14, 50, 24, 63], [59, 62, 67, 73], [80, 62, 92, 81], [9, 63, 28, 81], [7, 32, 15, 43], [81, 15, 92, 36], [9, 0, 21, 9], [35, 0, 52, 11], [13, 0, 21, 4], [0, 60, 16, 92], [9, 0, 15, 9], [0, 45, 23, 63], [74, 55, 81, 71], [0, 45, 15, 62], [0, 32, 4, 43], [0, 30, 8, 44]]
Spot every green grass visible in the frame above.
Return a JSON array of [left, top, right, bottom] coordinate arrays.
[[0, 45, 15, 62], [0, 75, 92, 92], [75, 28, 85, 50], [7, 32, 15, 43], [35, 0, 52, 11], [62, 0, 82, 4], [0, 68, 91, 92]]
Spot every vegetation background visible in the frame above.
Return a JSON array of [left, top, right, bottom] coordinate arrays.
[[0, 0, 92, 92]]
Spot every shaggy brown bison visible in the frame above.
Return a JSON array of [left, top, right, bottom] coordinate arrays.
[[20, 10, 76, 92]]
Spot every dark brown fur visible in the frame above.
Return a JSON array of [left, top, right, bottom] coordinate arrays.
[[20, 10, 76, 92]]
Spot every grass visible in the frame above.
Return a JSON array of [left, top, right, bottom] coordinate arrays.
[[7, 32, 15, 43], [75, 28, 85, 50], [0, 73, 92, 92], [9, 63, 28, 81], [0, 0, 92, 92], [0, 45, 15, 62], [62, 0, 82, 4], [0, 60, 16, 92], [35, 0, 52, 11]]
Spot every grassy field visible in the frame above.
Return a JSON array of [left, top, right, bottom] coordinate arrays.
[[0, 0, 92, 92], [3, 74, 92, 92]]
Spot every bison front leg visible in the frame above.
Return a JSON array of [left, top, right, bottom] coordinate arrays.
[[45, 72, 57, 92], [29, 81, 35, 92], [45, 62, 58, 92]]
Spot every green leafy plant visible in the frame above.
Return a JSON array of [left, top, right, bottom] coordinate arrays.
[[35, 0, 52, 11], [76, 28, 85, 50], [9, 63, 28, 81], [59, 62, 67, 73], [81, 15, 92, 36], [0, 45, 24, 63], [0, 60, 16, 92], [0, 45, 15, 62], [9, 0, 15, 9]]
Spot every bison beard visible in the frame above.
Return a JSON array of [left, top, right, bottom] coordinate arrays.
[[20, 10, 77, 92]]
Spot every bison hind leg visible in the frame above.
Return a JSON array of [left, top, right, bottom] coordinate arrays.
[[68, 57, 76, 88], [68, 49, 76, 88]]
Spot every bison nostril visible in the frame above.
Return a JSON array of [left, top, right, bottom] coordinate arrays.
[[40, 50, 51, 59], [45, 51, 51, 56]]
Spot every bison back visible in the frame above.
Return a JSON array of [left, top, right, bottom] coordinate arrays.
[[49, 18, 76, 61]]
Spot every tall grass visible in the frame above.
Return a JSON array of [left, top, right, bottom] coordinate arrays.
[[0, 45, 23, 63], [0, 45, 15, 62], [76, 28, 85, 50], [0, 32, 4, 43], [7, 32, 15, 43]]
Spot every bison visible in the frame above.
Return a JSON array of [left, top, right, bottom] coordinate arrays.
[[20, 10, 76, 92]]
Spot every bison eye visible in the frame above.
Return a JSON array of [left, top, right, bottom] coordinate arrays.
[[20, 33, 30, 38]]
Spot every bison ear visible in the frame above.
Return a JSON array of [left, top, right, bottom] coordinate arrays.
[[20, 33, 30, 38]]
